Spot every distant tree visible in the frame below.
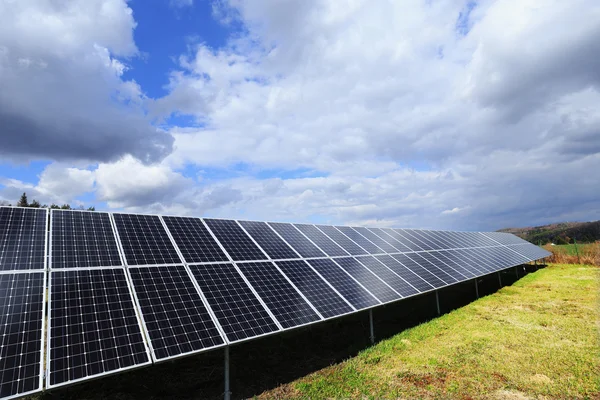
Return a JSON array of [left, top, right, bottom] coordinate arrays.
[[29, 199, 41, 208], [60, 204, 72, 210], [49, 204, 61, 209], [87, 206, 96, 211], [17, 192, 28, 207]]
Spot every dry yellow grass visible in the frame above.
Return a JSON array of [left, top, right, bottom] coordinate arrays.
[[543, 243, 600, 266]]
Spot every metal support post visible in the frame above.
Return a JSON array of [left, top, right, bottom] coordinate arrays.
[[435, 290, 441, 316], [515, 265, 519, 279], [369, 309, 375, 345], [224, 346, 230, 400], [497, 271, 502, 288], [474, 279, 479, 299]]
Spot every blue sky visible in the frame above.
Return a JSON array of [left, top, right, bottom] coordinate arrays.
[[0, 0, 599, 230]]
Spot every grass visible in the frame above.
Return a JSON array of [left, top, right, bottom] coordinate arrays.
[[258, 264, 600, 399], [543, 243, 600, 266]]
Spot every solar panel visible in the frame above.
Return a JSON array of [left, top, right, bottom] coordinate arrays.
[[275, 260, 354, 318], [47, 268, 150, 388], [416, 252, 466, 282], [392, 254, 446, 288], [397, 229, 433, 250], [238, 221, 299, 260], [368, 228, 412, 252], [351, 227, 399, 253], [417, 230, 451, 249], [375, 255, 434, 292], [333, 258, 400, 303], [354, 256, 419, 297], [431, 250, 478, 278], [430, 231, 464, 249], [112, 213, 181, 266], [0, 207, 47, 271], [236, 262, 321, 328], [0, 272, 44, 399], [482, 232, 528, 246], [162, 216, 228, 263], [317, 225, 368, 255], [381, 229, 422, 251], [334, 226, 384, 254], [128, 265, 225, 361], [307, 259, 380, 310], [294, 224, 349, 257], [188, 263, 280, 342], [50, 210, 122, 269], [506, 243, 551, 261], [452, 248, 495, 273], [485, 246, 530, 266], [267, 223, 326, 258], [203, 219, 268, 261]]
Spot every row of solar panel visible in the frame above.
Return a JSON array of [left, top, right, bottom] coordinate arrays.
[[0, 207, 550, 400], [0, 207, 535, 271]]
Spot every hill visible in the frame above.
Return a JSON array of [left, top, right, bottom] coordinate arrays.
[[499, 220, 600, 244]]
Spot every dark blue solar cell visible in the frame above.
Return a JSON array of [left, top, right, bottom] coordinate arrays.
[[333, 258, 400, 303], [294, 224, 348, 257], [352, 227, 399, 253], [189, 263, 279, 342], [239, 220, 299, 260], [381, 229, 422, 251], [317, 226, 368, 255], [267, 223, 326, 258], [391, 254, 446, 288], [307, 259, 379, 310], [334, 226, 384, 254], [405, 253, 458, 284], [355, 256, 419, 297], [236, 262, 321, 328], [0, 207, 47, 271], [396, 229, 433, 250], [203, 219, 267, 261], [375, 255, 433, 292], [431, 251, 477, 278], [162, 216, 229, 263], [368, 228, 412, 252], [416, 252, 466, 281], [276, 260, 354, 318]]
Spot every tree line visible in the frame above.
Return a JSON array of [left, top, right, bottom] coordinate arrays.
[[1, 192, 95, 211]]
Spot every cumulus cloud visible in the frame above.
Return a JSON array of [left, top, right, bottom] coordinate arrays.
[[4, 0, 600, 230], [0, 0, 173, 163]]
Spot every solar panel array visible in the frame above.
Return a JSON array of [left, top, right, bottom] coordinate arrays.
[[0, 206, 551, 399]]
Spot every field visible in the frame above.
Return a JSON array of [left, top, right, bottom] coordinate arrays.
[[259, 263, 600, 399], [31, 263, 599, 400], [543, 243, 600, 266]]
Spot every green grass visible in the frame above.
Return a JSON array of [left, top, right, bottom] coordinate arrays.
[[260, 264, 600, 399]]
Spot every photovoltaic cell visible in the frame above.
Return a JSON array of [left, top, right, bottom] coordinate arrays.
[[317, 225, 368, 255], [368, 228, 412, 252], [0, 207, 46, 271], [335, 226, 384, 254], [416, 230, 450, 249], [392, 254, 446, 288], [352, 227, 399, 253], [236, 262, 321, 328], [112, 214, 181, 266], [128, 265, 225, 361], [0, 272, 44, 399], [238, 220, 299, 260], [333, 258, 400, 303], [404, 252, 457, 284], [355, 256, 419, 297], [275, 260, 354, 318], [381, 229, 422, 251], [50, 210, 122, 269], [307, 259, 379, 310], [162, 216, 228, 263], [48, 268, 150, 387], [267, 223, 326, 258], [375, 255, 433, 292], [482, 232, 528, 246], [415, 252, 465, 282], [397, 229, 433, 250], [431, 251, 477, 278], [507, 243, 551, 261], [188, 263, 279, 342], [294, 224, 349, 257], [203, 219, 267, 261]]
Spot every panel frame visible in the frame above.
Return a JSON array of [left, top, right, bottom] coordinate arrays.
[[0, 206, 48, 272], [45, 266, 153, 390]]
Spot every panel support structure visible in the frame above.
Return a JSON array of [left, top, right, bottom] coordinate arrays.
[[515, 265, 519, 279], [497, 271, 502, 288], [369, 309, 375, 345], [224, 346, 231, 400], [435, 290, 441, 316], [475, 278, 479, 299]]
